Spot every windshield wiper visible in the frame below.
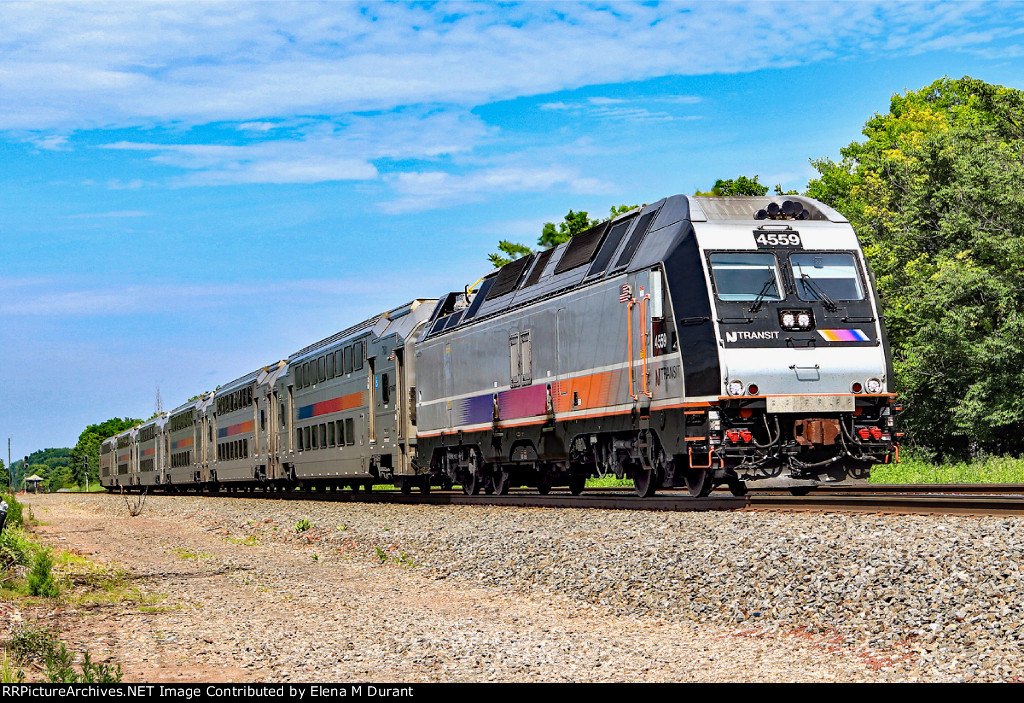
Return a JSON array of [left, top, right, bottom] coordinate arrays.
[[800, 273, 838, 312], [749, 270, 777, 313]]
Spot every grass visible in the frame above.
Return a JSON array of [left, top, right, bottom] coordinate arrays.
[[172, 547, 213, 561], [225, 534, 258, 546], [869, 454, 1024, 484], [587, 454, 1024, 487], [585, 475, 634, 488]]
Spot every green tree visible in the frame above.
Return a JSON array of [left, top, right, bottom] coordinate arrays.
[[805, 76, 1024, 458], [69, 418, 141, 490], [695, 175, 769, 196], [487, 240, 533, 269], [489, 204, 639, 267]]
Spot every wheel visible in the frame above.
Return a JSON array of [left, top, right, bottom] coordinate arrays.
[[568, 474, 586, 496], [490, 469, 510, 496], [685, 468, 715, 498], [632, 467, 658, 498], [462, 471, 481, 496], [789, 486, 813, 496], [727, 478, 748, 497], [537, 481, 551, 495]]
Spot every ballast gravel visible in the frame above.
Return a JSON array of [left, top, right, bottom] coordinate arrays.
[[19, 492, 1024, 682]]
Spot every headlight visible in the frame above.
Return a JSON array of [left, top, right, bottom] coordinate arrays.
[[866, 378, 882, 394], [778, 309, 814, 331], [727, 380, 744, 396]]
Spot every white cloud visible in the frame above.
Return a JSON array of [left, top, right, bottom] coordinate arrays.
[[0, 2, 1017, 131], [99, 110, 490, 186], [31, 135, 70, 150], [540, 96, 680, 123], [381, 164, 613, 214]]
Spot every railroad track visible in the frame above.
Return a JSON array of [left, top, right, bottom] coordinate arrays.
[[152, 483, 1024, 516]]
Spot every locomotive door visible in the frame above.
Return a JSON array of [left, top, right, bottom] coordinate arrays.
[[443, 343, 452, 429], [367, 357, 376, 445], [626, 270, 654, 411]]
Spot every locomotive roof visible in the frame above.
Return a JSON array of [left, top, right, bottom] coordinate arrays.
[[421, 193, 847, 340], [422, 196, 674, 338], [690, 195, 847, 223]]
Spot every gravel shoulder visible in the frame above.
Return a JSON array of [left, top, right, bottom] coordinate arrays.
[[7, 492, 1020, 682]]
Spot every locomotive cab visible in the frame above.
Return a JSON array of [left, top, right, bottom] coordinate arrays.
[[678, 196, 897, 493]]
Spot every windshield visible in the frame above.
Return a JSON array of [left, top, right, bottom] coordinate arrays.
[[709, 252, 782, 302], [790, 253, 864, 301]]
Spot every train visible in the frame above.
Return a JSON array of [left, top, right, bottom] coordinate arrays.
[[100, 193, 898, 498]]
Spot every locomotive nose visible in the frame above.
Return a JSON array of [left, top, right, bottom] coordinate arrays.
[[723, 347, 886, 397]]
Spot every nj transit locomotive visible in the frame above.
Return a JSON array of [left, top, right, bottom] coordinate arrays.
[[100, 194, 897, 498]]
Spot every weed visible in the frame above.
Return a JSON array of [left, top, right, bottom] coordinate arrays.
[[372, 546, 417, 568], [0, 529, 32, 571], [225, 535, 257, 546], [54, 554, 157, 609], [1, 649, 24, 683], [27, 551, 59, 598], [1, 493, 24, 529], [311, 554, 319, 562], [6, 626, 57, 665], [336, 524, 348, 531], [295, 519, 312, 533], [138, 603, 179, 613], [172, 548, 212, 561], [43, 642, 122, 684]]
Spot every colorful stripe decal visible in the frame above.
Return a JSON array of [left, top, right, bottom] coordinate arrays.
[[551, 369, 622, 413], [141, 448, 155, 457], [117, 453, 129, 463], [817, 329, 869, 342], [217, 420, 254, 439], [448, 368, 631, 425], [297, 392, 365, 420], [171, 437, 193, 450]]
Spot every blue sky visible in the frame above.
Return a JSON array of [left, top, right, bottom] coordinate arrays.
[[3, 1, 1024, 461]]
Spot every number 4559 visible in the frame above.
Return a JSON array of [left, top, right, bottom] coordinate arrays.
[[755, 232, 801, 247]]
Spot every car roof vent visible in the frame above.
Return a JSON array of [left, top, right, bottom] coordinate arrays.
[[485, 254, 534, 300], [553, 221, 610, 275]]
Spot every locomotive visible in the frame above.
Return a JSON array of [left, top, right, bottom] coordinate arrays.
[[100, 194, 897, 498]]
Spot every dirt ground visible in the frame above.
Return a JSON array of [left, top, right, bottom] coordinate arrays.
[[4, 493, 883, 683]]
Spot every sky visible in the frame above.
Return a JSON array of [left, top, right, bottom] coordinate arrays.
[[3, 0, 1024, 461]]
